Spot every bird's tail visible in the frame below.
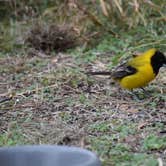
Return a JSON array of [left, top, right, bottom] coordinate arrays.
[[86, 71, 112, 75]]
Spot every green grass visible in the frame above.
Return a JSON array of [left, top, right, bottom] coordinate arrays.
[[103, 153, 158, 166], [0, 10, 166, 166], [88, 121, 165, 165], [0, 123, 27, 146], [143, 134, 166, 151]]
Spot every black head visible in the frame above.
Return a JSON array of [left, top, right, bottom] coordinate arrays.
[[151, 50, 166, 75]]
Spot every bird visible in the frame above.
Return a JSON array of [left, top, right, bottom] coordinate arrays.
[[86, 48, 166, 90]]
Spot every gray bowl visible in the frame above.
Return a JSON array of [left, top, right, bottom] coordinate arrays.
[[0, 145, 101, 166]]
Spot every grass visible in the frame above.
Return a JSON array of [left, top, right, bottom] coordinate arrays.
[[0, 32, 166, 165], [143, 134, 166, 151], [0, 3, 166, 165], [0, 122, 28, 146]]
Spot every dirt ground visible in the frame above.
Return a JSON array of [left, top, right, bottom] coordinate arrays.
[[0, 51, 166, 165]]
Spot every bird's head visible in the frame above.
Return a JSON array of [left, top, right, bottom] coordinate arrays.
[[156, 51, 166, 66], [151, 50, 166, 74]]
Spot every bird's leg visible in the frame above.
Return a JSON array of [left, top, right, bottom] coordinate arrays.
[[130, 90, 143, 101], [140, 87, 146, 91], [122, 89, 142, 101], [128, 88, 150, 101], [140, 87, 151, 96]]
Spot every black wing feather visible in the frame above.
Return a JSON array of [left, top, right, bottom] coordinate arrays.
[[86, 60, 137, 79], [112, 64, 137, 79]]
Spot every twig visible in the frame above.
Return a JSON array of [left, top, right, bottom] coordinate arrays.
[[0, 96, 13, 104]]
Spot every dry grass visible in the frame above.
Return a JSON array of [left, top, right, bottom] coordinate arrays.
[[97, 0, 166, 27], [0, 1, 166, 165], [0, 51, 166, 165], [25, 22, 80, 52]]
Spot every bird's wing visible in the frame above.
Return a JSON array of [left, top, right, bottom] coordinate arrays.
[[111, 62, 137, 79]]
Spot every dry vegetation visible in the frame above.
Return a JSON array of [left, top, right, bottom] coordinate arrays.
[[0, 0, 166, 165], [26, 23, 79, 52]]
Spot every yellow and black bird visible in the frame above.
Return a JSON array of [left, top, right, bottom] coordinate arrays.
[[87, 48, 166, 90]]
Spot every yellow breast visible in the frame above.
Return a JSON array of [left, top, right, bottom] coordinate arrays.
[[119, 64, 156, 89]]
